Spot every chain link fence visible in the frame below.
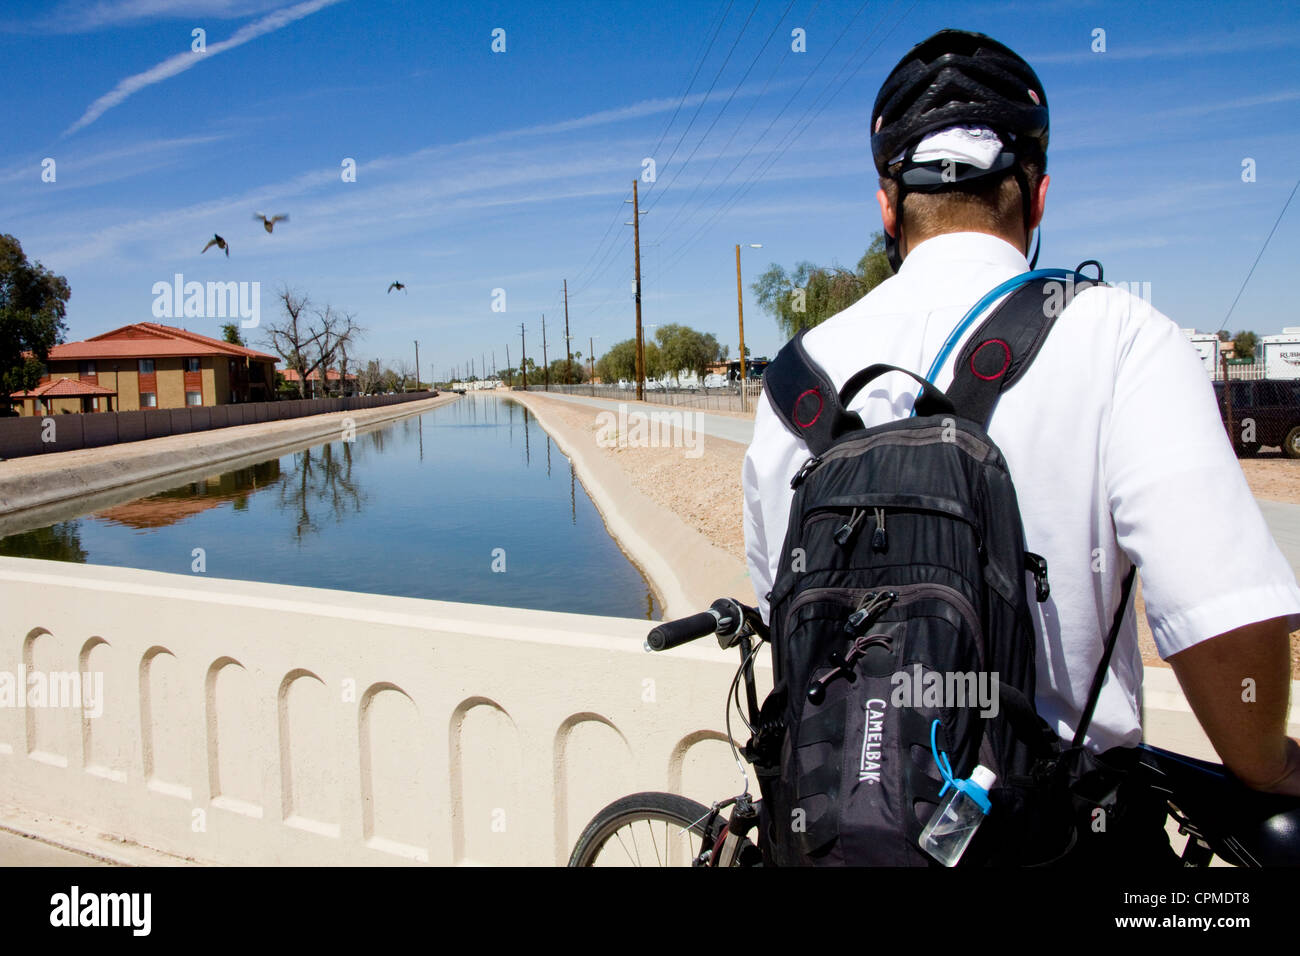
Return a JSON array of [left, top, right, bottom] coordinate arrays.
[[539, 382, 761, 414]]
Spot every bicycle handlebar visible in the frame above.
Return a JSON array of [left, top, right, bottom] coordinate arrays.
[[645, 599, 770, 652], [646, 610, 720, 651]]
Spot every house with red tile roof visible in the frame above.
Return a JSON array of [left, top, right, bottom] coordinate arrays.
[[10, 322, 278, 416], [280, 367, 359, 399]]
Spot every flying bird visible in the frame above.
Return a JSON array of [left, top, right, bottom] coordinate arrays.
[[201, 234, 229, 257], [387, 281, 406, 294], [254, 212, 289, 233]]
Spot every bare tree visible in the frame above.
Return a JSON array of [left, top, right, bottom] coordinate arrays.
[[262, 287, 364, 399], [394, 359, 415, 392], [356, 359, 383, 395]]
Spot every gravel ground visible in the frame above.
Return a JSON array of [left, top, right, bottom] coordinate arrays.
[[527, 395, 1300, 676], [1240, 452, 1300, 504]]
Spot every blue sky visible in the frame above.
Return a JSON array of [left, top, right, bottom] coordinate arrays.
[[2, 0, 1298, 379]]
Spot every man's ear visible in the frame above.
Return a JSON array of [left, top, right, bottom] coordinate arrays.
[[1029, 173, 1050, 232], [876, 188, 896, 238]]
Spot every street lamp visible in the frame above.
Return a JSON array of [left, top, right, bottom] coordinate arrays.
[[736, 243, 762, 411]]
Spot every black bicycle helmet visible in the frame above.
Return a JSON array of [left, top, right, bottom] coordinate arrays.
[[871, 30, 1049, 269]]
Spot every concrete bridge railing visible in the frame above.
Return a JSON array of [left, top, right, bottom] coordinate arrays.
[[0, 555, 1295, 865], [0, 556, 756, 865]]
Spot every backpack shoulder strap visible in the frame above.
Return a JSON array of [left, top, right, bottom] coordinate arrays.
[[762, 331, 864, 456], [945, 270, 1104, 429]]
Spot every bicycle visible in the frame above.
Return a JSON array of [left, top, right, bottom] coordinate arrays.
[[567, 598, 1300, 867]]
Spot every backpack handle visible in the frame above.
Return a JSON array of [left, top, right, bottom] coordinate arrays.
[[838, 363, 956, 417]]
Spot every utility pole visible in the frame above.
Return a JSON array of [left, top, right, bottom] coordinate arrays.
[[414, 340, 420, 392], [626, 180, 644, 401], [506, 343, 511, 387], [590, 335, 595, 383], [736, 244, 747, 411], [735, 242, 761, 412], [541, 313, 550, 390], [563, 279, 572, 385], [492, 350, 496, 379], [519, 324, 527, 389]]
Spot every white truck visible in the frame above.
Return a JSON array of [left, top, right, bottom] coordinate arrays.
[[1181, 329, 1223, 379], [1260, 328, 1300, 381]]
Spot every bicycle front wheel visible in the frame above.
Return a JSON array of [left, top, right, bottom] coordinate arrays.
[[568, 792, 748, 867]]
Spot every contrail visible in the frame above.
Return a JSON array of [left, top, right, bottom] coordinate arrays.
[[64, 0, 346, 135]]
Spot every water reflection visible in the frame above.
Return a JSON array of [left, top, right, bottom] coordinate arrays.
[[0, 395, 660, 619]]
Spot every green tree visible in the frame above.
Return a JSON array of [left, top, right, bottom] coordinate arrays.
[[752, 232, 892, 340], [596, 338, 639, 383], [0, 235, 70, 411], [1217, 329, 1232, 343], [548, 357, 588, 384], [1233, 330, 1259, 361], [221, 322, 245, 346], [653, 323, 723, 385]]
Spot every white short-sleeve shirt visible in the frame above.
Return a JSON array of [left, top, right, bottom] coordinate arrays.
[[742, 231, 1300, 753]]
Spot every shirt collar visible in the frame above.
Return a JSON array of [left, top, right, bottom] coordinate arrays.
[[896, 231, 1030, 277]]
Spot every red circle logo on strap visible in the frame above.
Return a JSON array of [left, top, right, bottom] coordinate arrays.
[[970, 339, 1012, 381], [793, 388, 823, 428]]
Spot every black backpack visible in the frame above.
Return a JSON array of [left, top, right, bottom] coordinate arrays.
[[745, 268, 1137, 866]]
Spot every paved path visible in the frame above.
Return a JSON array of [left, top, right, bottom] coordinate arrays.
[[1258, 500, 1300, 578], [534, 392, 756, 445]]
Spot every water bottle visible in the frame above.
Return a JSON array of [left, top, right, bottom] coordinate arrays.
[[918, 765, 996, 866]]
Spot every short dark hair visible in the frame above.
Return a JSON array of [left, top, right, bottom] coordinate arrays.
[[879, 158, 1042, 246]]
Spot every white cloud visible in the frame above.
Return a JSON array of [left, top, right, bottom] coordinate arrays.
[[64, 0, 346, 135], [30, 1, 289, 33]]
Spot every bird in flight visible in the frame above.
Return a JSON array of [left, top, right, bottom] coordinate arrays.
[[255, 212, 289, 233], [201, 234, 229, 257], [387, 281, 406, 294]]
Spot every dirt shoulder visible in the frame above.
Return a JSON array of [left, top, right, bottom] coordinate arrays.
[[516, 392, 1299, 676]]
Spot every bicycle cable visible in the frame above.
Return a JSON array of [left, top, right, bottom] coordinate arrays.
[[724, 634, 766, 793]]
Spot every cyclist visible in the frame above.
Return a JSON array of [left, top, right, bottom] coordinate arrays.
[[741, 29, 1300, 860]]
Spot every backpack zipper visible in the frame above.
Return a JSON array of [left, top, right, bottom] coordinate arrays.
[[783, 582, 985, 673], [803, 501, 983, 558]]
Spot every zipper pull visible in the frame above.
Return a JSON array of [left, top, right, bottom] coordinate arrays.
[[790, 455, 823, 489], [844, 590, 897, 634], [871, 507, 888, 552], [834, 508, 866, 546]]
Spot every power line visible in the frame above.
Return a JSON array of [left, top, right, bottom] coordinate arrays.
[[643, 0, 736, 190], [651, 0, 878, 259], [656, 0, 913, 280], [655, 0, 819, 240], [1218, 176, 1299, 332], [642, 0, 765, 214]]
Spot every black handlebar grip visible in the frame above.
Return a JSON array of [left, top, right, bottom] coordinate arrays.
[[646, 611, 718, 651]]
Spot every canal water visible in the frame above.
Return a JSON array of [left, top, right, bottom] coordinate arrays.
[[0, 395, 662, 619]]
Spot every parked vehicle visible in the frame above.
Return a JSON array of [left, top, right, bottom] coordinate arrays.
[[1214, 378, 1300, 457], [1260, 328, 1300, 381]]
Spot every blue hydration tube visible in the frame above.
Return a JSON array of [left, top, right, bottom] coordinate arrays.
[[929, 718, 992, 814], [910, 268, 1074, 416]]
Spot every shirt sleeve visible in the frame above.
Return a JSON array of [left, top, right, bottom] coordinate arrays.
[[1102, 293, 1300, 657], [744, 388, 812, 623]]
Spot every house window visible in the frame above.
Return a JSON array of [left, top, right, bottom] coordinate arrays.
[[185, 391, 202, 406], [140, 392, 157, 408], [139, 359, 155, 375], [185, 357, 201, 373], [79, 360, 96, 376]]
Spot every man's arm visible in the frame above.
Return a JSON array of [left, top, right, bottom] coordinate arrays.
[[1167, 616, 1300, 795], [1099, 291, 1300, 786]]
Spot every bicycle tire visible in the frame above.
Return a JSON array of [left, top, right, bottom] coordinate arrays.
[[567, 791, 758, 867]]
